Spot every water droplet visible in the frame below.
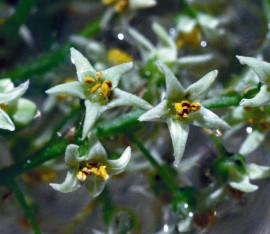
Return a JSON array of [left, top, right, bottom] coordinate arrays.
[[27, 160, 31, 164], [57, 132, 62, 137], [117, 33, 124, 40], [34, 110, 41, 119], [246, 126, 253, 134], [169, 28, 175, 35], [145, 71, 151, 76], [200, 41, 207, 47], [215, 129, 222, 137], [163, 224, 169, 232], [188, 212, 194, 217], [184, 203, 189, 209]]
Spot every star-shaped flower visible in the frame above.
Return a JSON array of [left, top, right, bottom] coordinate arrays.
[[237, 55, 270, 106], [46, 48, 152, 139], [139, 62, 230, 166], [50, 134, 131, 197], [0, 79, 37, 131]]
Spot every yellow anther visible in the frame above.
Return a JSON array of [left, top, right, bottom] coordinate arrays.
[[191, 102, 201, 111], [107, 48, 132, 65], [90, 165, 109, 181], [76, 171, 87, 181], [101, 80, 112, 98], [90, 83, 101, 93], [96, 72, 103, 81], [84, 76, 95, 84], [174, 100, 201, 119], [114, 0, 128, 13], [176, 27, 201, 48]]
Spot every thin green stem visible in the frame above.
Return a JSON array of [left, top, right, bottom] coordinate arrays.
[[8, 180, 41, 234], [126, 133, 179, 194], [209, 134, 228, 158]]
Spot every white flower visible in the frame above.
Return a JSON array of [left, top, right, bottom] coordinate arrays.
[[237, 55, 270, 106], [50, 134, 131, 197], [46, 48, 152, 139], [139, 62, 230, 166], [0, 79, 37, 131]]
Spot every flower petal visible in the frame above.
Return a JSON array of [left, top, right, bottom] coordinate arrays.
[[236, 55, 270, 83], [247, 163, 270, 180], [11, 98, 37, 126], [167, 118, 189, 167], [239, 130, 265, 155], [107, 146, 131, 175], [106, 88, 152, 110], [101, 62, 133, 89], [0, 80, 29, 103], [70, 47, 96, 82], [229, 177, 258, 193], [82, 100, 105, 139], [138, 99, 168, 122], [240, 84, 270, 106], [186, 70, 218, 101], [177, 54, 214, 67], [129, 0, 156, 10], [46, 81, 86, 99], [50, 171, 81, 193], [0, 109, 15, 131], [87, 134, 108, 162], [193, 106, 230, 130], [156, 61, 185, 100], [85, 175, 106, 197], [65, 144, 81, 167], [0, 79, 14, 92]]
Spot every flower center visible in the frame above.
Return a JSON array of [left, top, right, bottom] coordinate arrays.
[[176, 27, 201, 48], [76, 162, 109, 182], [83, 72, 112, 104], [107, 48, 132, 65], [102, 0, 129, 13], [173, 100, 201, 119]]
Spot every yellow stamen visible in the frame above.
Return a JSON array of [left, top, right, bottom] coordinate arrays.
[[91, 83, 101, 93], [96, 71, 103, 81], [107, 48, 133, 65], [84, 76, 95, 84], [114, 0, 128, 13], [90, 165, 109, 181], [101, 80, 112, 98], [174, 100, 201, 119], [176, 27, 201, 48], [77, 171, 87, 181]]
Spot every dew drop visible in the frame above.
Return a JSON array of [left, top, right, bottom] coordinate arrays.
[[188, 212, 194, 217], [117, 33, 124, 40], [169, 28, 176, 35], [246, 126, 253, 134], [145, 71, 151, 76], [34, 110, 41, 119], [184, 203, 189, 209], [163, 224, 169, 232], [200, 41, 207, 47], [27, 159, 31, 164]]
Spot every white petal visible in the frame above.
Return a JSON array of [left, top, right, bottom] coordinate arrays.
[[240, 84, 270, 106], [107, 146, 131, 175], [193, 106, 230, 130], [138, 99, 168, 122], [156, 61, 185, 100], [107, 88, 152, 110], [129, 0, 156, 10], [152, 23, 176, 52], [237, 55, 270, 83], [46, 81, 86, 99], [128, 27, 155, 52], [247, 163, 270, 180], [70, 47, 96, 82], [0, 109, 15, 131], [50, 171, 81, 193], [87, 135, 108, 162], [177, 54, 214, 67], [229, 177, 258, 193], [0, 79, 14, 92], [0, 80, 29, 103], [176, 15, 196, 33], [82, 100, 105, 140], [11, 98, 37, 125], [167, 118, 189, 167], [65, 144, 81, 167], [102, 62, 133, 89], [239, 130, 265, 155], [186, 70, 218, 101], [85, 175, 106, 197]]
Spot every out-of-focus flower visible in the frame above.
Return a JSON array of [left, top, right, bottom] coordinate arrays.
[[46, 48, 152, 139], [0, 79, 37, 131], [50, 134, 131, 197], [139, 62, 230, 166]]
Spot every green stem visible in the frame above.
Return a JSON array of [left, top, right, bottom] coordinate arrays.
[[126, 133, 179, 194], [8, 180, 41, 234], [209, 134, 228, 158]]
